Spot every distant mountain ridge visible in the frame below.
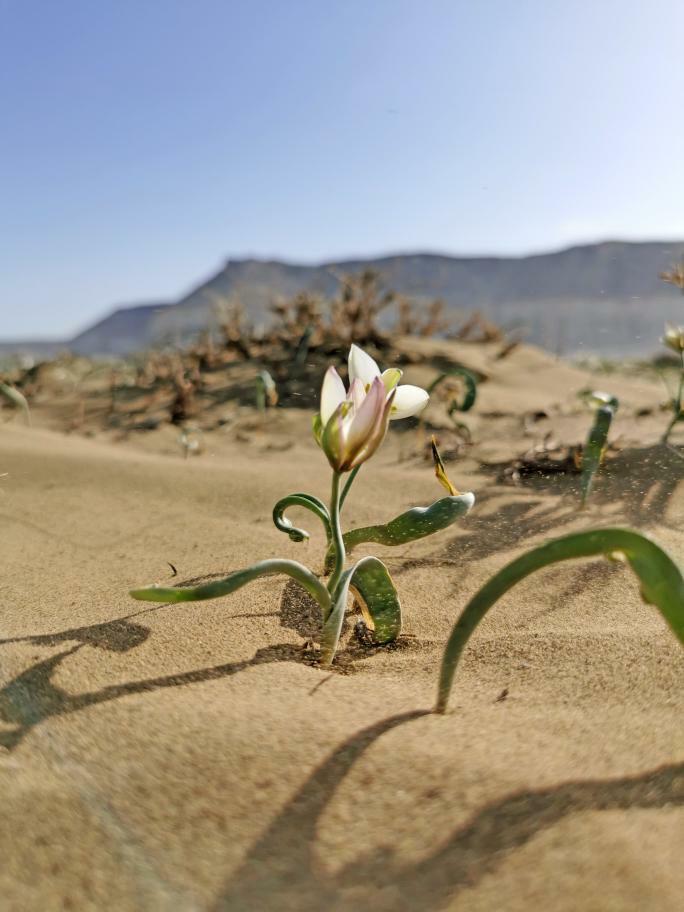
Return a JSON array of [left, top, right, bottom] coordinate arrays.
[[3, 241, 684, 358], [68, 302, 171, 355]]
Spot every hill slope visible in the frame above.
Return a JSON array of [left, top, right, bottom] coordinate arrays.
[[158, 241, 684, 356], [4, 241, 684, 357], [69, 302, 171, 355]]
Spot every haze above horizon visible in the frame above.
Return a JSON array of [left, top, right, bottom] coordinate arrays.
[[2, 0, 683, 337]]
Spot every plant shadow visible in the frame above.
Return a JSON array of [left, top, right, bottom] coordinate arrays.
[[0, 571, 391, 751], [383, 442, 682, 580], [0, 615, 153, 653], [382, 493, 575, 575], [477, 443, 683, 529], [2, 573, 680, 908], [588, 443, 684, 526], [215, 711, 684, 911], [0, 639, 306, 752]]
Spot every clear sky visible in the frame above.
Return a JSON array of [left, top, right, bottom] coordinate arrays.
[[2, 0, 683, 338]]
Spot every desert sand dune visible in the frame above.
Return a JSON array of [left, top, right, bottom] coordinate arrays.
[[1, 343, 683, 910]]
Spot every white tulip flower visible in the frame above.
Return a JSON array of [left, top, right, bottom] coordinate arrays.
[[314, 344, 430, 472]]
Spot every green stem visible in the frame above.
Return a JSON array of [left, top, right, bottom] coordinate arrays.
[[339, 465, 361, 512], [327, 472, 346, 596], [662, 351, 684, 443]]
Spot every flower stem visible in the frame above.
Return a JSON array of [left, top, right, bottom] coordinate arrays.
[[339, 465, 361, 512], [327, 471, 346, 594]]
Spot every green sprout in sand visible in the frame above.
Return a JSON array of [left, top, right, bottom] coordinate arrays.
[[577, 389, 619, 507], [131, 344, 475, 664], [0, 382, 31, 425], [660, 325, 684, 443], [255, 369, 278, 413]]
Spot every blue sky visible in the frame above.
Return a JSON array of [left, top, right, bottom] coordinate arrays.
[[2, 0, 683, 337]]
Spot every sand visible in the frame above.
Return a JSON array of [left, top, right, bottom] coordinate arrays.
[[1, 342, 682, 911]]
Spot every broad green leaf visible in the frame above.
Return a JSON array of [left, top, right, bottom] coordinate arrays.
[[272, 493, 331, 543], [130, 557, 331, 617], [321, 556, 401, 665], [350, 557, 401, 643], [436, 528, 684, 713], [329, 494, 475, 567]]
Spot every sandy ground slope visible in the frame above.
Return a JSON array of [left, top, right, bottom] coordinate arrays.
[[1, 344, 683, 911]]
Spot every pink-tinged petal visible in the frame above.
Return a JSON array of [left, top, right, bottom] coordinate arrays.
[[348, 344, 380, 388], [349, 387, 396, 468], [347, 377, 366, 411], [320, 366, 347, 425], [344, 376, 386, 461], [380, 367, 402, 392], [389, 384, 429, 420]]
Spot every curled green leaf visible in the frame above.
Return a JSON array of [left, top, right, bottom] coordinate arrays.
[[321, 556, 401, 664], [427, 367, 478, 414], [272, 493, 332, 543], [326, 494, 475, 568], [351, 557, 402, 644], [436, 528, 684, 713], [130, 557, 331, 617]]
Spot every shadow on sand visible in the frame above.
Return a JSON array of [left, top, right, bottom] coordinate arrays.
[[0, 571, 388, 751], [214, 711, 684, 911], [1, 573, 681, 909], [377, 443, 682, 584]]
